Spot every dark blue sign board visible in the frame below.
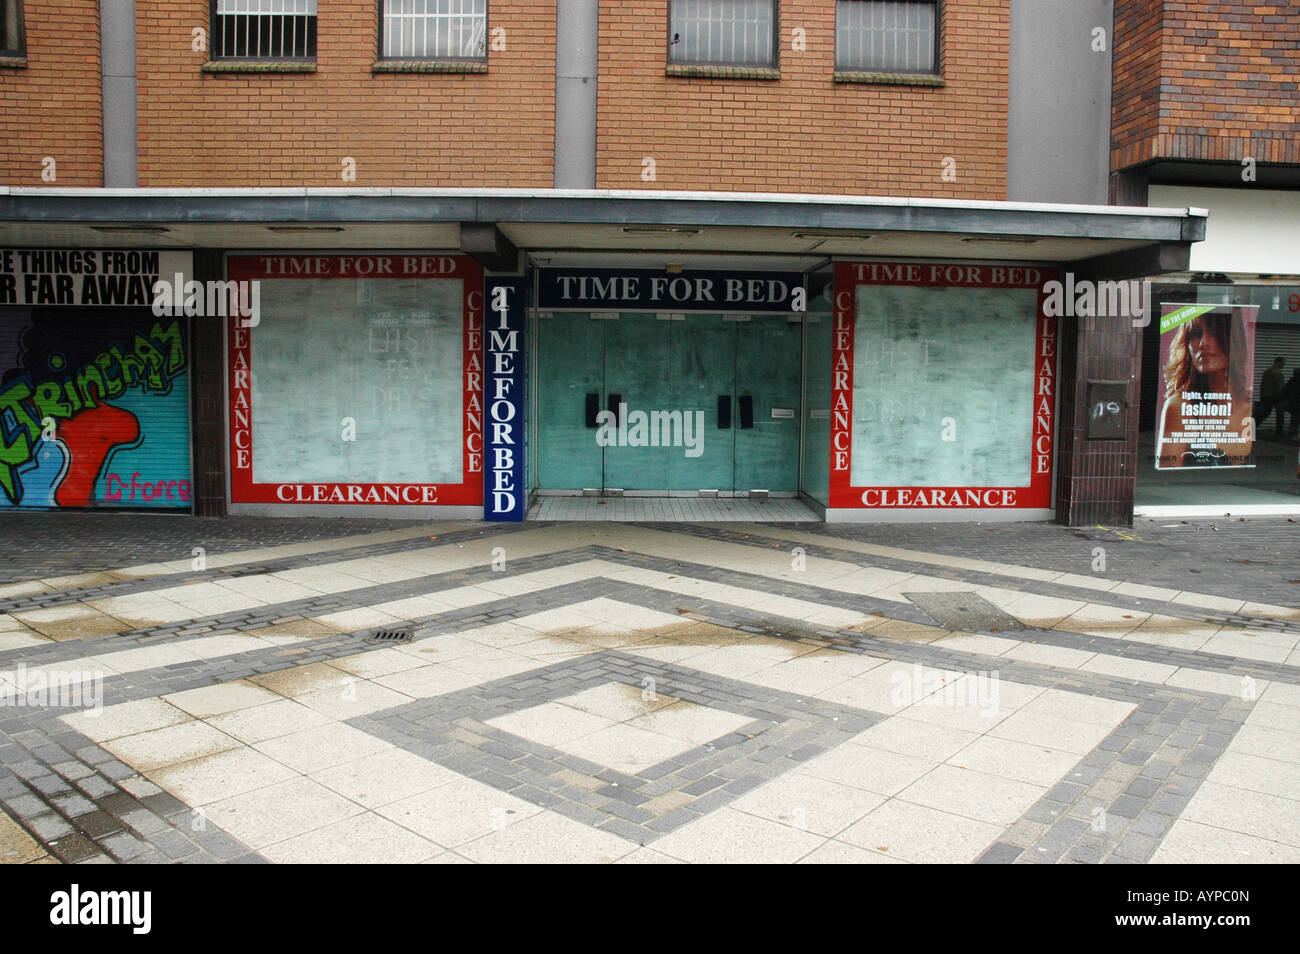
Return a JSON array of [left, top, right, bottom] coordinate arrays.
[[483, 277, 528, 521], [537, 268, 807, 312]]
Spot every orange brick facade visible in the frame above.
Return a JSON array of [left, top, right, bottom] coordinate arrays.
[[1112, 0, 1300, 171], [0, 0, 103, 187], [595, 0, 1009, 199], [135, 0, 555, 187]]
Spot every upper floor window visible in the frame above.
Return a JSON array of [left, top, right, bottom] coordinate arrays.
[[669, 0, 776, 68], [0, 0, 25, 58], [212, 0, 317, 60], [380, 0, 487, 60], [836, 0, 938, 74]]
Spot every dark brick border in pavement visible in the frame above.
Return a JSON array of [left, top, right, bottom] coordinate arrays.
[[1, 512, 1297, 610]]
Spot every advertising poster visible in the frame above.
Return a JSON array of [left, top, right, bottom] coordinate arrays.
[[1155, 303, 1258, 470]]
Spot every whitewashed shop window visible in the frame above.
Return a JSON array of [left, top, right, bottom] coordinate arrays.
[[0, 0, 25, 57], [669, 0, 776, 67], [836, 0, 938, 74], [250, 278, 465, 485], [851, 285, 1038, 488], [381, 0, 487, 60], [212, 0, 317, 60]]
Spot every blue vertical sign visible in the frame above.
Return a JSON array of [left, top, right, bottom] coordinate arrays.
[[484, 277, 527, 521]]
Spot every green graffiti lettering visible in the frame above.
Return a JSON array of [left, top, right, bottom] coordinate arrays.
[[31, 381, 72, 422], [111, 346, 145, 390], [132, 335, 167, 390], [94, 353, 126, 398], [63, 380, 82, 413], [149, 320, 187, 376], [0, 318, 188, 502], [74, 364, 106, 409], [0, 383, 41, 502]]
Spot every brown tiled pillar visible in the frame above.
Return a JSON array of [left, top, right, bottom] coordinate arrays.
[[1054, 313, 1143, 526], [189, 249, 227, 517]]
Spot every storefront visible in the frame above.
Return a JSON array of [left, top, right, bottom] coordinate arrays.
[[0, 248, 194, 511], [219, 254, 1071, 522], [1132, 184, 1300, 516], [525, 261, 1057, 522], [532, 266, 806, 499], [0, 188, 1209, 525]]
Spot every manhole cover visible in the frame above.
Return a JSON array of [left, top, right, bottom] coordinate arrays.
[[903, 591, 1027, 633]]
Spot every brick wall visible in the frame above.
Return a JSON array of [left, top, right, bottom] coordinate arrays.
[[595, 0, 1009, 198], [1112, 0, 1300, 170], [136, 0, 554, 187], [0, 1, 103, 186]]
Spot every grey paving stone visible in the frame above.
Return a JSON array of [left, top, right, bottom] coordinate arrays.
[[1065, 836, 1109, 864], [4, 793, 45, 818], [50, 793, 97, 817], [1115, 831, 1160, 861], [976, 842, 1024, 864], [1130, 811, 1175, 838], [1124, 777, 1161, 799]]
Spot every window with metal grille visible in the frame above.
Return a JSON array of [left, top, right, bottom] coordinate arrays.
[[212, 0, 317, 60], [668, 0, 776, 68], [0, 0, 26, 57], [836, 0, 938, 74], [381, 0, 487, 60]]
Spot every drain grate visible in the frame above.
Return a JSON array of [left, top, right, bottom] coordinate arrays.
[[368, 628, 413, 643]]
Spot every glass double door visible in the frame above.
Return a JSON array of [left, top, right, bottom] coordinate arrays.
[[537, 312, 801, 494]]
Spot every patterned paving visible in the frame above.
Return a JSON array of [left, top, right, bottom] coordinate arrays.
[[0, 519, 1297, 864]]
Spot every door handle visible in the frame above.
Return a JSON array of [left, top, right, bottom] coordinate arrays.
[[738, 395, 754, 429], [717, 395, 731, 429], [585, 393, 599, 428], [607, 393, 623, 422]]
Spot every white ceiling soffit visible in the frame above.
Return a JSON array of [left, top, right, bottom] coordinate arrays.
[[501, 223, 1151, 263], [0, 219, 1154, 264]]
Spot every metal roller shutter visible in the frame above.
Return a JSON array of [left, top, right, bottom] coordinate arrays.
[[0, 306, 192, 511], [1254, 324, 1300, 392]]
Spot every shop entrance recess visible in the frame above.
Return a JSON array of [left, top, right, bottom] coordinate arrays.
[[536, 312, 802, 495]]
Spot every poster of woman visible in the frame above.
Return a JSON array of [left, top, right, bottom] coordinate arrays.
[[1155, 304, 1259, 470]]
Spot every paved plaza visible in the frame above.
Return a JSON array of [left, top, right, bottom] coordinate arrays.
[[0, 513, 1297, 864]]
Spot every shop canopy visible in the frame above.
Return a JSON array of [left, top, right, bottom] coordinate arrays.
[[0, 187, 1206, 278]]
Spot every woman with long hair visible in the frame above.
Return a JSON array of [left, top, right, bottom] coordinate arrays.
[[1156, 310, 1254, 468]]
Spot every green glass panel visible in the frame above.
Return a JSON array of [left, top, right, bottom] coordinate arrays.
[[734, 316, 802, 493], [669, 315, 735, 492], [535, 312, 603, 490], [602, 314, 673, 490]]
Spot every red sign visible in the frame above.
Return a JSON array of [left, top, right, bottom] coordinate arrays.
[[226, 254, 484, 506], [828, 261, 1057, 510]]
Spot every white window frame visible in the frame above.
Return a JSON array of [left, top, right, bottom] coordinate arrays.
[[379, 0, 489, 62], [211, 0, 318, 61], [668, 0, 778, 69], [835, 0, 941, 75]]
